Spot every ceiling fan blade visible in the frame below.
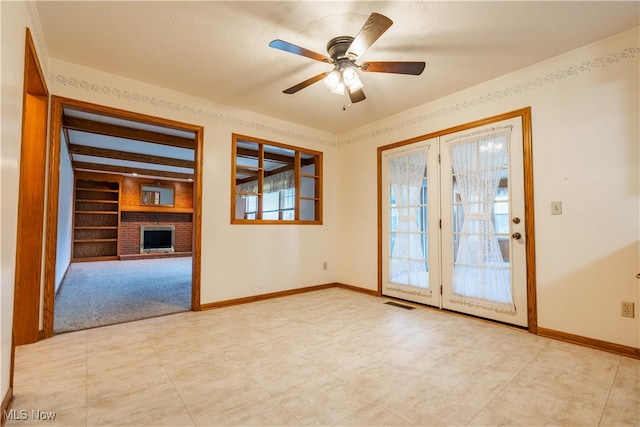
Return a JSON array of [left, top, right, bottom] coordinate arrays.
[[348, 87, 366, 103], [283, 72, 330, 94], [269, 39, 332, 63], [360, 61, 425, 75], [346, 13, 393, 59]]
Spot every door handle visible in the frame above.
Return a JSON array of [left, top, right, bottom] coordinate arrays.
[[512, 232, 522, 240]]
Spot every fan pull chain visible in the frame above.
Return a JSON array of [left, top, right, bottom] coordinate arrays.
[[343, 90, 352, 111]]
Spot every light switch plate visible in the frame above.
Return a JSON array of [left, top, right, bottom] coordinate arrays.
[[551, 201, 563, 215]]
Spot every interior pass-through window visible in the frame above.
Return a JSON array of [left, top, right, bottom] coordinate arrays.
[[231, 134, 322, 224]]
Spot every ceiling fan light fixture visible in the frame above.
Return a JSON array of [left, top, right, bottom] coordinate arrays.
[[331, 81, 346, 95], [323, 69, 342, 91], [342, 66, 364, 91], [323, 65, 363, 95]]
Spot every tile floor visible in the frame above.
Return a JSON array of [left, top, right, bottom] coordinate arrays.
[[7, 288, 640, 426]]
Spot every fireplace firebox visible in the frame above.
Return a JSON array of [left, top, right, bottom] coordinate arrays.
[[140, 225, 175, 253]]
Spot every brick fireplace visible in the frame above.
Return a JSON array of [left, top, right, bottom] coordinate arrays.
[[120, 211, 192, 259]]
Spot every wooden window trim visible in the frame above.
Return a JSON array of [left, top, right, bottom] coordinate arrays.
[[231, 133, 322, 224]]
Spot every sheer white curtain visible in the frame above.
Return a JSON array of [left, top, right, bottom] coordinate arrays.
[[448, 126, 515, 312], [388, 148, 429, 290]]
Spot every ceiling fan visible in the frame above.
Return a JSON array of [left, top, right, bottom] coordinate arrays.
[[269, 12, 425, 108]]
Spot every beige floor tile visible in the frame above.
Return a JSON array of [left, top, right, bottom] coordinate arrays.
[[599, 356, 640, 427], [87, 360, 172, 401], [190, 396, 300, 427], [335, 402, 412, 426], [337, 362, 418, 400], [467, 407, 522, 426], [10, 381, 87, 414], [380, 379, 485, 426], [175, 365, 272, 414], [87, 381, 192, 426], [485, 345, 618, 426], [272, 371, 377, 426], [148, 331, 226, 363], [8, 288, 639, 427], [161, 354, 239, 388], [13, 337, 87, 388], [13, 358, 86, 394], [236, 352, 330, 395], [85, 322, 149, 348]]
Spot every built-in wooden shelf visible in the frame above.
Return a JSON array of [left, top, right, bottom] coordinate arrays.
[[74, 210, 119, 215], [75, 199, 119, 204], [73, 176, 121, 261], [75, 187, 119, 193]]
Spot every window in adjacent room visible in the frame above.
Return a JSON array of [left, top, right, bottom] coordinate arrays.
[[232, 134, 322, 224]]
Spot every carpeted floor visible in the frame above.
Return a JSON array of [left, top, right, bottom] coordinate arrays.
[[54, 257, 192, 334]]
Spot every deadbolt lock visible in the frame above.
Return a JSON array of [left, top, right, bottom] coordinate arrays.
[[512, 217, 521, 224]]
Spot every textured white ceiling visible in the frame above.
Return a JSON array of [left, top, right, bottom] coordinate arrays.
[[36, 1, 639, 134]]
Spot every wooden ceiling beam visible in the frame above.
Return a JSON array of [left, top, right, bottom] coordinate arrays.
[[236, 148, 317, 168], [69, 144, 194, 169], [236, 147, 294, 164], [63, 115, 194, 149], [73, 161, 193, 181], [236, 167, 259, 176]]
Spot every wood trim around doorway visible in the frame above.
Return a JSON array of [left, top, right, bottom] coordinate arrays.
[[11, 27, 49, 345], [42, 96, 204, 337], [9, 27, 49, 411]]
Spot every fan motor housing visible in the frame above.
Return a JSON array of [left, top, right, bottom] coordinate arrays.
[[327, 36, 355, 60]]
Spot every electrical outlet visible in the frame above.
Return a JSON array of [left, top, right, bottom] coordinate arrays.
[[621, 301, 635, 318]]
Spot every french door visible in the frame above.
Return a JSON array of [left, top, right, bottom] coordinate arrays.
[[381, 114, 529, 327]]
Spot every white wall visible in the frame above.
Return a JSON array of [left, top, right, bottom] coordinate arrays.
[[46, 58, 340, 305], [55, 132, 74, 291], [336, 28, 640, 348]]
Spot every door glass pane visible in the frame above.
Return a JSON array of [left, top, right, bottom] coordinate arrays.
[[388, 151, 429, 289], [448, 127, 515, 311]]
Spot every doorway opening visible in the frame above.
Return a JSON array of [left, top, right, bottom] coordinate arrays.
[[43, 96, 203, 336]]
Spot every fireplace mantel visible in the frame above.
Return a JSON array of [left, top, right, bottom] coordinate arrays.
[[120, 205, 193, 214]]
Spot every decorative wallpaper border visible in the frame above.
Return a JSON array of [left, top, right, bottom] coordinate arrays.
[[48, 72, 336, 149], [337, 46, 639, 147], [48, 46, 638, 150]]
